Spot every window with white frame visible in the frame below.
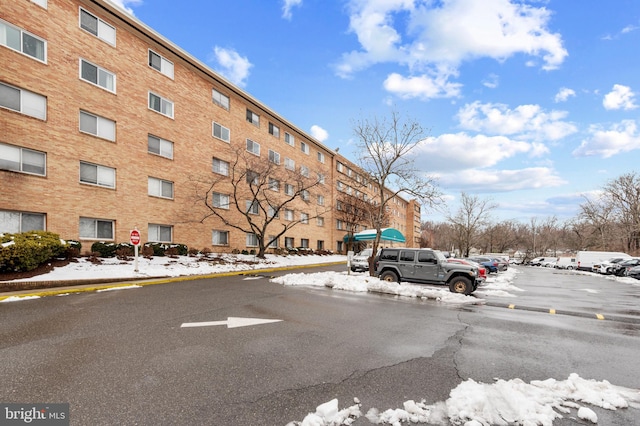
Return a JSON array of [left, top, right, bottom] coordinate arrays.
[[212, 157, 229, 176], [268, 149, 280, 165], [79, 110, 115, 141], [246, 170, 259, 185], [212, 192, 229, 209], [284, 209, 294, 221], [0, 82, 46, 120], [79, 8, 115, 45], [30, 0, 47, 8], [300, 238, 309, 248], [317, 173, 325, 184], [317, 194, 325, 206], [148, 49, 174, 79], [246, 232, 258, 247], [246, 139, 260, 155], [285, 237, 294, 248], [316, 217, 325, 227], [336, 220, 344, 230], [80, 58, 115, 92], [268, 206, 279, 218], [337, 162, 344, 173], [0, 210, 45, 233], [148, 177, 174, 199], [148, 92, 173, 118], [300, 141, 309, 154], [284, 132, 294, 146], [268, 178, 280, 191], [284, 157, 295, 170], [213, 122, 230, 142], [0, 19, 46, 62], [284, 183, 294, 196], [267, 235, 278, 248], [148, 134, 173, 159], [212, 88, 229, 110], [300, 165, 309, 177], [79, 217, 114, 239], [246, 200, 259, 215], [0, 142, 45, 176], [301, 190, 309, 201], [246, 109, 259, 127], [212, 230, 229, 245], [79, 161, 115, 188], [317, 151, 325, 163], [300, 213, 309, 224], [148, 224, 172, 242], [269, 122, 280, 138]]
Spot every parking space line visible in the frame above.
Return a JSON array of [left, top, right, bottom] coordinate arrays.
[[549, 309, 556, 315], [596, 314, 605, 320], [484, 302, 640, 324]]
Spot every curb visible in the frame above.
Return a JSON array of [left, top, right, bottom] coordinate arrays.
[[0, 261, 347, 302]]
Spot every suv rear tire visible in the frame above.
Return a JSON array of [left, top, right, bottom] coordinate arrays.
[[380, 270, 399, 283], [449, 276, 472, 295]]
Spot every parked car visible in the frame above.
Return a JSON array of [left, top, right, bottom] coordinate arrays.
[[626, 266, 640, 280], [494, 257, 509, 271], [593, 257, 629, 274], [612, 258, 640, 276], [554, 257, 577, 270], [448, 258, 487, 284], [541, 259, 557, 268], [467, 256, 499, 273], [349, 248, 379, 272], [528, 257, 547, 266]]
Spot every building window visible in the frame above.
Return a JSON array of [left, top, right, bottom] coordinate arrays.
[[79, 161, 115, 188], [268, 178, 280, 191], [300, 141, 310, 154], [300, 165, 309, 177], [284, 183, 294, 196], [246, 109, 259, 127], [148, 92, 173, 118], [79, 217, 114, 240], [148, 177, 174, 199], [269, 122, 280, 138], [284, 157, 295, 171], [246, 170, 259, 185], [285, 237, 294, 248], [300, 238, 309, 248], [212, 230, 229, 246], [284, 132, 294, 147], [0, 210, 45, 233], [30, 0, 47, 7], [268, 149, 280, 165], [268, 236, 278, 248], [317, 240, 324, 250], [80, 59, 115, 92], [213, 122, 230, 142], [79, 8, 115, 45], [212, 157, 229, 176], [336, 220, 344, 230], [301, 190, 309, 201], [317, 173, 325, 184], [79, 110, 115, 141], [246, 232, 258, 247], [246, 139, 260, 156], [246, 200, 260, 215], [0, 142, 46, 176], [317, 151, 325, 163], [212, 192, 229, 209], [0, 82, 46, 120], [148, 49, 174, 79], [284, 209, 294, 221], [317, 195, 325, 206], [148, 134, 173, 159], [212, 88, 229, 110], [268, 206, 279, 218], [0, 19, 46, 62], [337, 162, 344, 173], [316, 217, 325, 227], [148, 224, 172, 242], [300, 213, 309, 224]]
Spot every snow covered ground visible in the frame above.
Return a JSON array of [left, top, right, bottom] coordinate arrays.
[[2, 254, 640, 425]]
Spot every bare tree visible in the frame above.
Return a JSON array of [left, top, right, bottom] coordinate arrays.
[[446, 192, 497, 257], [353, 109, 440, 274], [190, 148, 329, 258], [579, 194, 615, 249], [335, 191, 380, 253], [602, 172, 640, 253]]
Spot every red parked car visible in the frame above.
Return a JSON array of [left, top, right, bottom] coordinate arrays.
[[448, 258, 487, 284]]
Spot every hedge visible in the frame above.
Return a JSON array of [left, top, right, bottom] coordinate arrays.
[[0, 231, 68, 272]]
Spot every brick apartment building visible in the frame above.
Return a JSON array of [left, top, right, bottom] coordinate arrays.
[[0, 0, 421, 253]]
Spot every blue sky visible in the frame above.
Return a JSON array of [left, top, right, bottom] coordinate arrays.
[[114, 0, 640, 223]]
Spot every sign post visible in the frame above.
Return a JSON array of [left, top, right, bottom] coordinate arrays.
[[130, 228, 141, 272]]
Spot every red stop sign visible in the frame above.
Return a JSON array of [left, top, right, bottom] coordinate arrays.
[[130, 229, 141, 245]]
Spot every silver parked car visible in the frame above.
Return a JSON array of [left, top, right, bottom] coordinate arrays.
[[350, 248, 379, 272]]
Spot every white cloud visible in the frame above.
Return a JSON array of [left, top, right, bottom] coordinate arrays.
[[336, 0, 567, 99], [282, 0, 303, 20], [109, 0, 142, 15], [554, 87, 575, 103], [457, 101, 577, 141], [573, 120, 640, 158], [482, 73, 499, 89], [210, 47, 253, 87], [603, 84, 637, 110], [310, 125, 329, 142], [436, 167, 566, 192], [383, 72, 462, 99]]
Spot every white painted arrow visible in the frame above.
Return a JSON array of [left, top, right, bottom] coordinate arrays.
[[180, 317, 283, 329]]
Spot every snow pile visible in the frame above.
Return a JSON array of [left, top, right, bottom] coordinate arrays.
[[290, 374, 640, 425]]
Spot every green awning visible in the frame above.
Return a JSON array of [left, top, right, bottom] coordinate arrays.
[[343, 228, 406, 243]]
